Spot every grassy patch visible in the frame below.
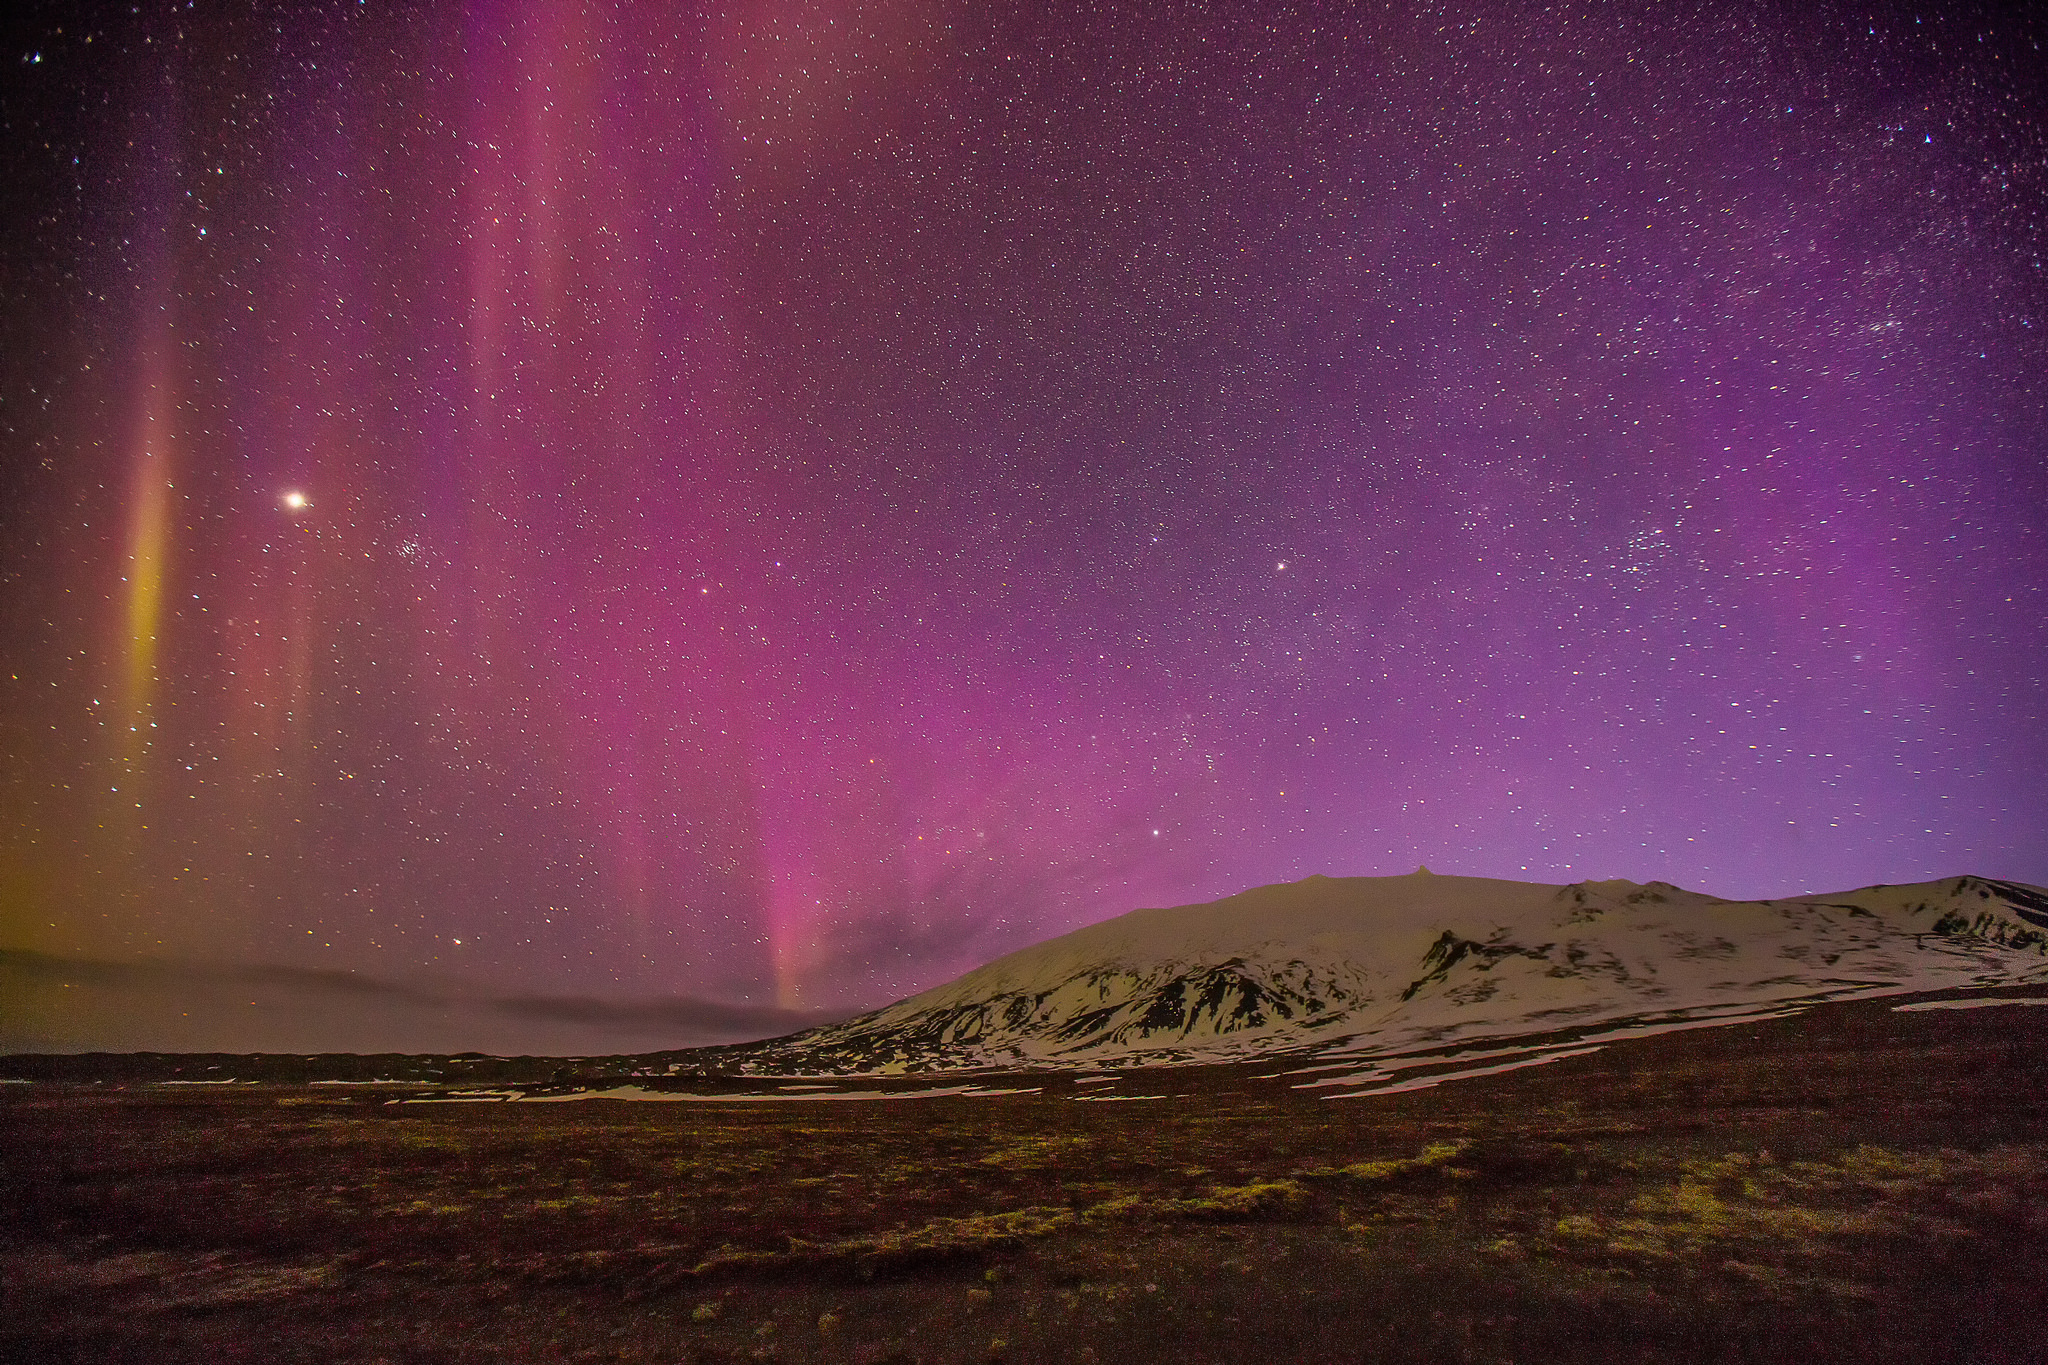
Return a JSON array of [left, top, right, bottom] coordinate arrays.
[[683, 1206, 1080, 1281]]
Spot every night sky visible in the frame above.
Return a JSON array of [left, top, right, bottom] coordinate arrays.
[[3, 0, 2045, 1051]]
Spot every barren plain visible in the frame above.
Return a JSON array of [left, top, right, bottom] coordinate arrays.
[[5, 990, 2047, 1364]]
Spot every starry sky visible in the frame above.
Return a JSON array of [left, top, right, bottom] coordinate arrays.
[[2, 0, 2045, 1052]]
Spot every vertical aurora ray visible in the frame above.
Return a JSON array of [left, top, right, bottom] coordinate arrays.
[[425, 0, 784, 991], [120, 341, 174, 775]]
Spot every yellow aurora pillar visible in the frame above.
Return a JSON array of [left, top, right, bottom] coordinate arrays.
[[122, 355, 173, 765]]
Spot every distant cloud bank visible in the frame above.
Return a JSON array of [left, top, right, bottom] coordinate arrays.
[[0, 950, 846, 1055]]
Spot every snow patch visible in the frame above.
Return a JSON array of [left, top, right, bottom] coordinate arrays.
[[1322, 1045, 1607, 1098], [1894, 996, 2048, 1012]]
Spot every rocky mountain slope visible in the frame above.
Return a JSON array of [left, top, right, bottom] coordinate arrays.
[[722, 871, 2048, 1073]]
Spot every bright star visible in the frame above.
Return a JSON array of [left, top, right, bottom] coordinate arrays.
[[281, 491, 308, 510]]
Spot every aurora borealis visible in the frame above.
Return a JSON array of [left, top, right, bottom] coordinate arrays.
[[2, 0, 2044, 1052]]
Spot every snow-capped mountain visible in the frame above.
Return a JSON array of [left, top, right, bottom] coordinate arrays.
[[725, 871, 2048, 1073]]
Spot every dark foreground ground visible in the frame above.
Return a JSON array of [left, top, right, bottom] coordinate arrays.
[[4, 993, 2047, 1365]]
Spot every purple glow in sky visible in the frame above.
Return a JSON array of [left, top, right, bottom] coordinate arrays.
[[2, 0, 2044, 1046]]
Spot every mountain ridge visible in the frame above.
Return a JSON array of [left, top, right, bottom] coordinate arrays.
[[720, 871, 2048, 1074]]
